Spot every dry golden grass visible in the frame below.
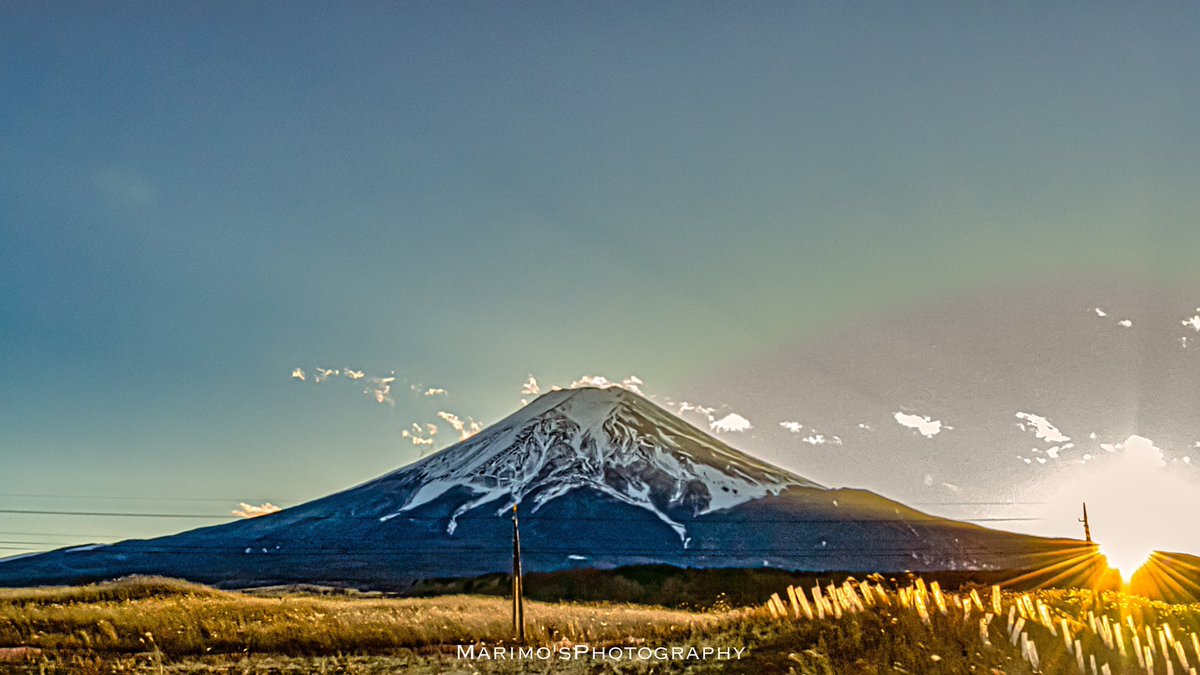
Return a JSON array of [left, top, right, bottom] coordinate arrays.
[[0, 576, 741, 659], [756, 577, 1200, 674], [8, 574, 1200, 673]]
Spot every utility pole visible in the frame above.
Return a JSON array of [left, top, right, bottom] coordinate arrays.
[[1079, 502, 1092, 544], [512, 503, 525, 642]]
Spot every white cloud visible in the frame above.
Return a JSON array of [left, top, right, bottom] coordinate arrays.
[[571, 374, 614, 389], [367, 376, 396, 405], [802, 434, 827, 446], [1094, 307, 1107, 317], [402, 422, 438, 446], [857, 423, 873, 430], [1116, 436, 1166, 469], [779, 421, 803, 433], [232, 502, 282, 519], [710, 413, 752, 433], [1183, 315, 1200, 332], [1014, 412, 1070, 444], [314, 367, 339, 383], [290, 368, 306, 382], [437, 411, 483, 440], [569, 374, 646, 396], [1117, 319, 1132, 328], [344, 369, 365, 380], [422, 387, 448, 397], [893, 412, 945, 438], [521, 376, 541, 396], [678, 402, 716, 421], [622, 375, 646, 396]]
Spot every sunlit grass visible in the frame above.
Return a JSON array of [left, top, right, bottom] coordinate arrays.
[[764, 570, 1200, 674], [0, 576, 739, 658], [4, 570, 1200, 672]]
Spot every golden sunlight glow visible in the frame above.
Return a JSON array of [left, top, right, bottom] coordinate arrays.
[[1023, 435, 1199, 589], [1097, 545, 1151, 583]]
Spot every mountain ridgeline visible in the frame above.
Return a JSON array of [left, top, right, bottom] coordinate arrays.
[[0, 387, 1075, 589]]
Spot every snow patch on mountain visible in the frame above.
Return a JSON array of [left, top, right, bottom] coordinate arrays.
[[377, 387, 819, 542]]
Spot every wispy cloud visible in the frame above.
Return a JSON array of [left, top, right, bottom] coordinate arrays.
[[367, 376, 396, 405], [289, 366, 398, 405], [1092, 307, 1132, 328], [520, 375, 541, 396], [401, 423, 438, 446], [678, 402, 716, 420], [779, 420, 841, 444], [801, 433, 841, 446], [437, 411, 482, 440], [421, 387, 448, 397], [232, 502, 282, 518]]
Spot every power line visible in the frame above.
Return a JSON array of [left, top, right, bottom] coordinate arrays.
[[0, 493, 294, 503], [0, 530, 134, 538], [0, 509, 228, 519], [0, 540, 111, 546]]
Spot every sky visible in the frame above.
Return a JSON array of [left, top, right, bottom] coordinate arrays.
[[2, 2, 1199, 557]]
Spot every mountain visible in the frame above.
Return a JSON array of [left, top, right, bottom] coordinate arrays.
[[0, 387, 1076, 589]]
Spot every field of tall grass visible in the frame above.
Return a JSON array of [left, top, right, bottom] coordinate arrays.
[[759, 575, 1200, 674], [3, 574, 1200, 673], [0, 576, 741, 673]]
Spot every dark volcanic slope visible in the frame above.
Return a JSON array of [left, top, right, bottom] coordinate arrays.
[[0, 388, 1076, 589]]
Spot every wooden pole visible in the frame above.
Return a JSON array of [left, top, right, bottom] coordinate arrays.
[[512, 504, 525, 642]]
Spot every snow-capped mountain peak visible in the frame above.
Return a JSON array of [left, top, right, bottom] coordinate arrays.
[[378, 387, 820, 542]]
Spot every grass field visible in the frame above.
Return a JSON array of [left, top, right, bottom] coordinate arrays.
[[3, 575, 1200, 673]]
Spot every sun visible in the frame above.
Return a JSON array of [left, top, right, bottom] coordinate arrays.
[[1028, 435, 1197, 588], [1097, 543, 1152, 584]]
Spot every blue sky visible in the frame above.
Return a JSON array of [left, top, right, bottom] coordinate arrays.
[[2, 2, 1199, 554]]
